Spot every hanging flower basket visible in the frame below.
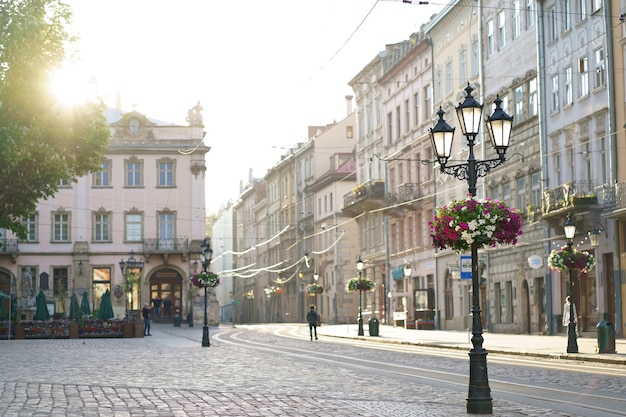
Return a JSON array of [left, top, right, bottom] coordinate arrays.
[[548, 245, 596, 273], [306, 283, 324, 295], [346, 277, 376, 293], [188, 271, 220, 288], [429, 197, 523, 253]]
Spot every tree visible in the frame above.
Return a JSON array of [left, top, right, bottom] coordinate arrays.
[[0, 0, 110, 239]]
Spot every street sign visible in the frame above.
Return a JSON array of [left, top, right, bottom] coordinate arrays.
[[460, 255, 472, 280]]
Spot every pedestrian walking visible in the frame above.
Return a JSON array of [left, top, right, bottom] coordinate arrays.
[[163, 296, 172, 318], [562, 296, 577, 329], [306, 305, 320, 341], [142, 303, 152, 336]]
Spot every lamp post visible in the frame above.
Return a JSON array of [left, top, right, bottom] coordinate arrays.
[[356, 256, 364, 336], [429, 84, 513, 415], [199, 237, 213, 347], [119, 250, 145, 321], [563, 214, 578, 354], [188, 260, 198, 328]]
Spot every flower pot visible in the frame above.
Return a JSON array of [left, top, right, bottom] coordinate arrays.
[[134, 321, 144, 338]]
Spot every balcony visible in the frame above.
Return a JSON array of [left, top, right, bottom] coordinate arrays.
[[602, 182, 626, 219], [342, 180, 386, 217], [0, 239, 19, 262], [542, 181, 598, 218], [143, 238, 189, 262]]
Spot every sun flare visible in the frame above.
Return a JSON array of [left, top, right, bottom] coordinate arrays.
[[50, 63, 99, 106]]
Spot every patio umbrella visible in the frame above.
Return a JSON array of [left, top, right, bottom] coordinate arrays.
[[34, 290, 50, 321], [69, 293, 81, 322], [98, 289, 114, 320], [80, 291, 90, 316]]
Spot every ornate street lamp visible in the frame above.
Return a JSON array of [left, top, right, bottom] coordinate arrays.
[[188, 260, 198, 328], [429, 84, 513, 415], [356, 256, 364, 336], [199, 237, 213, 347], [564, 214, 578, 354], [119, 250, 144, 321]]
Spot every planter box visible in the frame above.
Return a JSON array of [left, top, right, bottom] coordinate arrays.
[[15, 325, 24, 339], [134, 321, 144, 338], [123, 323, 133, 338], [69, 324, 79, 339]]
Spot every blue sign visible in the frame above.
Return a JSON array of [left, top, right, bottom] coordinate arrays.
[[460, 255, 472, 280]]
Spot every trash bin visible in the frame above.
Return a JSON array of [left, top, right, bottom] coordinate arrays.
[[368, 317, 380, 336], [597, 320, 616, 354], [173, 314, 181, 327], [187, 312, 193, 327]]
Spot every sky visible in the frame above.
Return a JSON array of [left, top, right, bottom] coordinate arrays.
[[59, 0, 446, 213]]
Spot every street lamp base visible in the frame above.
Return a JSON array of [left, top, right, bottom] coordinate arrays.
[[202, 325, 210, 347], [467, 349, 492, 414], [566, 326, 578, 353], [357, 318, 364, 336]]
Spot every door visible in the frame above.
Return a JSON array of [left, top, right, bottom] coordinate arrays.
[[149, 269, 182, 320]]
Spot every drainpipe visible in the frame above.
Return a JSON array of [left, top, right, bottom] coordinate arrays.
[[604, 0, 622, 334], [536, 0, 554, 335]]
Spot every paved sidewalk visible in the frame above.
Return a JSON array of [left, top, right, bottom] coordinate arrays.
[[317, 323, 626, 364]]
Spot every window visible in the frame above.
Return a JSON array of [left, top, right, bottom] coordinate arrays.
[[158, 212, 175, 240], [413, 92, 419, 126], [487, 19, 494, 56], [125, 213, 143, 241], [53, 268, 68, 296], [445, 61, 452, 94], [551, 75, 559, 112], [498, 11, 506, 49], [592, 0, 601, 12], [52, 212, 70, 242], [516, 177, 526, 210], [494, 282, 502, 323], [459, 49, 467, 82], [563, 0, 571, 31], [94, 159, 111, 187], [387, 112, 393, 144], [22, 214, 37, 242], [405, 99, 410, 132], [396, 106, 402, 139], [125, 158, 143, 187], [564, 66, 573, 106], [515, 86, 523, 121], [58, 178, 70, 187], [93, 212, 111, 242], [549, 8, 557, 41], [366, 104, 373, 133], [424, 85, 432, 120], [529, 78, 538, 116], [471, 40, 479, 75], [158, 159, 175, 187], [435, 70, 442, 101], [531, 172, 541, 207], [513, 0, 521, 39], [579, 56, 589, 97], [578, 0, 587, 21], [594, 47, 606, 89], [526, 0, 534, 28]]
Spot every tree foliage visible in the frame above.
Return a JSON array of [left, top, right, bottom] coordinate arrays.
[[0, 0, 110, 238]]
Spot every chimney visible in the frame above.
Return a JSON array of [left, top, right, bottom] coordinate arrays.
[[345, 95, 353, 116]]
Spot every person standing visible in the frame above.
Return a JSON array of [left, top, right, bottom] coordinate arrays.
[[152, 296, 162, 319], [142, 303, 152, 336], [562, 296, 577, 330], [306, 305, 320, 341]]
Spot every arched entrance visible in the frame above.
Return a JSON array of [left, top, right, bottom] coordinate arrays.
[[149, 268, 183, 322]]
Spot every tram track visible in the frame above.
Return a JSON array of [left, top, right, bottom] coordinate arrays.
[[214, 325, 626, 417]]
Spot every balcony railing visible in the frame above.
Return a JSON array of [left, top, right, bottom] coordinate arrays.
[[143, 238, 189, 252], [0, 239, 19, 254], [543, 181, 597, 215], [342, 180, 386, 216]]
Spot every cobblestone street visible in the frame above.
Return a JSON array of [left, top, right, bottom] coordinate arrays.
[[0, 323, 612, 416]]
